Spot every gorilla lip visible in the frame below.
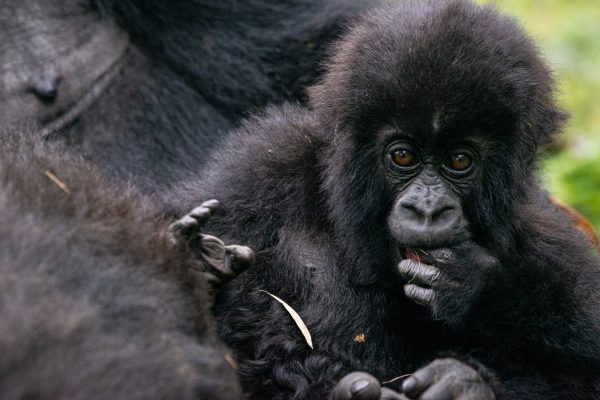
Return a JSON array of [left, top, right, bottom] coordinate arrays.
[[403, 248, 436, 265], [403, 248, 420, 262]]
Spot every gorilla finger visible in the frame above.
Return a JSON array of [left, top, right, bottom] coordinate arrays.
[[402, 367, 435, 397], [186, 205, 214, 227], [404, 284, 435, 307], [332, 372, 381, 400], [168, 214, 199, 236], [199, 199, 220, 212], [170, 201, 218, 237], [380, 387, 411, 400], [426, 248, 455, 265], [417, 379, 455, 400], [398, 259, 442, 287], [181, 200, 221, 230], [225, 245, 254, 274], [201, 242, 252, 286], [200, 234, 227, 256]]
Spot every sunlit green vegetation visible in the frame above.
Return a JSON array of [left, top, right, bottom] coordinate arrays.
[[476, 0, 600, 230]]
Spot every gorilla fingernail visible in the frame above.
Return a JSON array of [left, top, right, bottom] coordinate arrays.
[[401, 377, 418, 393], [350, 379, 372, 395]]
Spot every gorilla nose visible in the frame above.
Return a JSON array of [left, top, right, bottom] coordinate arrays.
[[388, 182, 469, 248], [30, 72, 60, 103], [400, 200, 459, 227]]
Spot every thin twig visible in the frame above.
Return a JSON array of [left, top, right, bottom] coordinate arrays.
[[44, 170, 70, 194]]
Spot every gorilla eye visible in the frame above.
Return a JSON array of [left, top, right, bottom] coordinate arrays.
[[390, 149, 418, 168], [445, 153, 473, 172]]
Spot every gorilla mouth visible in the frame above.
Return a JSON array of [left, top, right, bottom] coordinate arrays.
[[401, 247, 436, 265], [398, 248, 438, 289], [403, 248, 419, 261]]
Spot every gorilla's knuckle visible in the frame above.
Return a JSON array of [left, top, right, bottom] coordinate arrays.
[[429, 268, 443, 282], [433, 248, 454, 263]]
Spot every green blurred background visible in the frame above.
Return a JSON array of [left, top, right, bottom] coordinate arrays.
[[476, 0, 600, 231]]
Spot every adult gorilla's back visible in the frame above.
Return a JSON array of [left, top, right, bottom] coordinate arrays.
[[0, 135, 242, 399], [0, 0, 374, 193]]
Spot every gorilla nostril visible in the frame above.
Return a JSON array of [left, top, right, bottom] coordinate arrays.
[[431, 205, 456, 222], [29, 73, 61, 103], [401, 203, 423, 219], [399, 201, 458, 226]]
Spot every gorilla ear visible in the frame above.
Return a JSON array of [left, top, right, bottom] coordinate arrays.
[[524, 140, 538, 166], [542, 109, 570, 146], [523, 107, 569, 152], [514, 105, 568, 167]]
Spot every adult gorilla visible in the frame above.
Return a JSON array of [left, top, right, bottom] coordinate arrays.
[[168, 1, 600, 399], [0, 0, 374, 193]]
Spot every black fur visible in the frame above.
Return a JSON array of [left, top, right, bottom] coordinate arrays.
[[46, 0, 375, 193], [0, 135, 240, 399], [167, 1, 600, 399]]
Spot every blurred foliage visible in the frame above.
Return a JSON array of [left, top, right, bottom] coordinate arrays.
[[476, 0, 600, 231]]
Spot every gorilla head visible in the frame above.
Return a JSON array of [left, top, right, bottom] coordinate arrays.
[[310, 0, 566, 254]]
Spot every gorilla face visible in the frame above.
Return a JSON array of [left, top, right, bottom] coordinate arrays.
[[367, 100, 522, 265], [383, 129, 474, 249]]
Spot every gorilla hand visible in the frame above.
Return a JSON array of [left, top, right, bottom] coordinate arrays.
[[398, 242, 500, 325], [402, 358, 495, 400], [169, 199, 254, 287], [332, 372, 408, 400]]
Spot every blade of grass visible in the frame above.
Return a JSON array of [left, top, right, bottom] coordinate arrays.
[[381, 374, 412, 385]]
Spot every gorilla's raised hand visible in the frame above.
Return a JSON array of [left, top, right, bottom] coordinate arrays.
[[169, 200, 254, 288], [398, 242, 501, 326]]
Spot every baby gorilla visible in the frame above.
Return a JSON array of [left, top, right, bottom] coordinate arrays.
[[168, 0, 600, 399], [0, 135, 252, 399]]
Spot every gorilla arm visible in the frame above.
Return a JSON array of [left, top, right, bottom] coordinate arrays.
[[395, 229, 600, 399]]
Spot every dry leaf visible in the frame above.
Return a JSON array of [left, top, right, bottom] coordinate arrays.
[[259, 290, 313, 349], [353, 333, 366, 343]]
